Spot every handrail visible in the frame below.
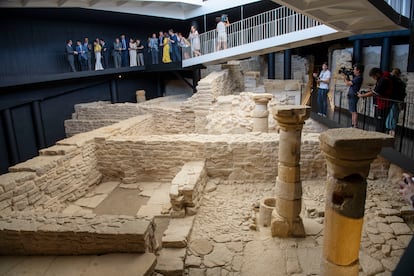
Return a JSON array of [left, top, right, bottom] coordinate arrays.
[[384, 0, 411, 18], [183, 6, 322, 59]]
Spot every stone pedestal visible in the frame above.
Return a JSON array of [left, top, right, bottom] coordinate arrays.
[[251, 93, 273, 132], [319, 128, 393, 275], [271, 105, 310, 237], [136, 90, 146, 103]]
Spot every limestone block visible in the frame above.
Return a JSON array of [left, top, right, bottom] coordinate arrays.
[[275, 179, 302, 201], [0, 212, 156, 255], [276, 198, 302, 219], [136, 90, 146, 103], [170, 161, 206, 214], [162, 216, 195, 248]]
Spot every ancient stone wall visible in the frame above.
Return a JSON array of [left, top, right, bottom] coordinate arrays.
[[0, 115, 153, 212], [96, 133, 327, 184], [65, 102, 144, 137], [0, 212, 156, 255]]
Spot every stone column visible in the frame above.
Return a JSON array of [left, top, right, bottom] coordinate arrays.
[[251, 93, 273, 132], [271, 105, 310, 237], [319, 128, 393, 275]]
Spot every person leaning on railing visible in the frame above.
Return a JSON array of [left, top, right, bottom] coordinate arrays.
[[357, 67, 393, 133]]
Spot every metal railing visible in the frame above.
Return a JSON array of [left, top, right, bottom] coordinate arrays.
[[321, 88, 414, 159], [183, 6, 321, 59], [384, 0, 411, 18]]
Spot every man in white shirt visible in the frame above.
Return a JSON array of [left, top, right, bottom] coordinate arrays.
[[314, 62, 331, 117]]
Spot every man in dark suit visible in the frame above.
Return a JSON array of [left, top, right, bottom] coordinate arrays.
[[120, 34, 128, 67], [100, 39, 109, 69], [65, 39, 77, 72], [113, 38, 122, 68], [83, 37, 92, 70], [169, 29, 181, 62], [76, 40, 88, 71]]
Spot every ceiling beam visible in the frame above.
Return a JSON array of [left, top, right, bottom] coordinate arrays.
[[304, 0, 344, 12], [89, 0, 100, 6], [57, 0, 68, 7], [116, 1, 128, 6], [20, 0, 29, 6]]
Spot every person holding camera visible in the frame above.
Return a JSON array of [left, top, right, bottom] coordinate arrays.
[[216, 15, 230, 51], [357, 67, 393, 133], [343, 63, 363, 128], [313, 62, 331, 117]]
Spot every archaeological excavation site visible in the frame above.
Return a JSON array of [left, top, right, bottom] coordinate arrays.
[[0, 61, 413, 276]]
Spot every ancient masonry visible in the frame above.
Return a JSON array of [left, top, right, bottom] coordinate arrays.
[[0, 63, 408, 276]]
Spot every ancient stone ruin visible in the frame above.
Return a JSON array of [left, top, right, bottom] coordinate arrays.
[[0, 62, 412, 276]]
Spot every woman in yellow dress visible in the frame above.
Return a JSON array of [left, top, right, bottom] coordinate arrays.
[[162, 34, 171, 63]]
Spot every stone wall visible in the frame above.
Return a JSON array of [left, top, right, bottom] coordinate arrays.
[[0, 115, 153, 212], [65, 101, 144, 137], [96, 133, 327, 184], [0, 212, 156, 255]]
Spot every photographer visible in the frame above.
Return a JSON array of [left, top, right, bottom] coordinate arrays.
[[357, 67, 392, 133], [313, 62, 331, 117], [343, 63, 363, 128]]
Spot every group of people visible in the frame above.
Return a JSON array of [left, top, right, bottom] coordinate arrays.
[[65, 26, 202, 72], [147, 26, 201, 65], [65, 37, 108, 72], [314, 62, 406, 136]]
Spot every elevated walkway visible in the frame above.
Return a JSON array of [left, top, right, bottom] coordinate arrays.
[[183, 2, 408, 67]]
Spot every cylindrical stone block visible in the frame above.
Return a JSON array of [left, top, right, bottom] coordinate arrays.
[[277, 164, 300, 183], [275, 178, 302, 200], [278, 129, 301, 166], [251, 93, 273, 133], [275, 197, 301, 219], [259, 197, 276, 227]]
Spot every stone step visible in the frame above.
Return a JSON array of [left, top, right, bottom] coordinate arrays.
[[0, 253, 156, 276], [162, 216, 195, 248], [155, 248, 186, 276]]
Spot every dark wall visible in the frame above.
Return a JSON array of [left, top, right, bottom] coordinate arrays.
[[0, 72, 163, 173], [0, 8, 190, 79]]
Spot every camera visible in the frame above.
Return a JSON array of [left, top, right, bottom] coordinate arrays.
[[338, 67, 354, 79], [221, 14, 228, 22], [359, 89, 367, 94]]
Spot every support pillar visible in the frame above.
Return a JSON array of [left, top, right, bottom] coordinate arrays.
[[251, 93, 273, 132], [380, 37, 392, 72], [110, 79, 118, 104], [283, 49, 291, 80], [319, 128, 393, 275], [31, 100, 46, 149], [352, 39, 362, 65], [271, 105, 310, 237], [268, 53, 275, 79]]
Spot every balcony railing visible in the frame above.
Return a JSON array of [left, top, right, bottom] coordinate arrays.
[[384, 0, 411, 18], [183, 6, 321, 59]]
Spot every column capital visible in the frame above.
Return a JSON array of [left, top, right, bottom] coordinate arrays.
[[319, 128, 394, 178], [272, 105, 310, 130], [251, 93, 273, 105]]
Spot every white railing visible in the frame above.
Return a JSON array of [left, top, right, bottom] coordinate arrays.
[[384, 0, 411, 18], [183, 6, 321, 60]]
